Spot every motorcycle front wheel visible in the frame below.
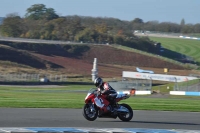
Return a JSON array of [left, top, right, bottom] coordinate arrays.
[[117, 103, 133, 122], [82, 103, 98, 121]]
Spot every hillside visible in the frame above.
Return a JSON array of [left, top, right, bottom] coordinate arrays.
[[0, 41, 195, 78], [149, 37, 200, 65]]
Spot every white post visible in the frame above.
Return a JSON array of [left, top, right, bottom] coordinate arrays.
[[91, 58, 98, 81]]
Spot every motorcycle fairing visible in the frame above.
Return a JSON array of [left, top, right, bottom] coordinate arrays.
[[94, 96, 109, 108], [85, 93, 96, 103]]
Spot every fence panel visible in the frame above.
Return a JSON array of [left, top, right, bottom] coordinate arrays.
[[109, 79, 152, 91], [174, 79, 200, 92], [0, 73, 67, 82]]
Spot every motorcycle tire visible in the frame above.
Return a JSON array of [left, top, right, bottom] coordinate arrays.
[[117, 103, 133, 122], [82, 103, 98, 121]]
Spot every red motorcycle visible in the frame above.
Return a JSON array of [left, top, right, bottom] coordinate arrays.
[[82, 88, 135, 121]]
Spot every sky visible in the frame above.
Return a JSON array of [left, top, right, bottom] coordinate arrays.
[[0, 0, 200, 24]]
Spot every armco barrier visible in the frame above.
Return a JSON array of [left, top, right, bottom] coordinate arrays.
[[179, 36, 200, 40], [170, 91, 200, 96]]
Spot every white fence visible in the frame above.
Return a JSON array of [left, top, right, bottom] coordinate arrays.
[[0, 73, 68, 82]]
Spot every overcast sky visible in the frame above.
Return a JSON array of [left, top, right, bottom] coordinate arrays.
[[0, 0, 199, 24]]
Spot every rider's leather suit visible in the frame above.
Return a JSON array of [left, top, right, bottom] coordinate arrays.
[[98, 82, 117, 105]]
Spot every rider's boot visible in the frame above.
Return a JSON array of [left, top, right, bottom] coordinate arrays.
[[109, 99, 117, 112], [110, 105, 117, 113]]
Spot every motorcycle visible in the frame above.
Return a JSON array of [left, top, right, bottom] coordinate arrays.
[[82, 88, 135, 121]]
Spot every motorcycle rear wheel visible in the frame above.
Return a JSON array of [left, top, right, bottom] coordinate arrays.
[[82, 103, 98, 121], [117, 103, 133, 122]]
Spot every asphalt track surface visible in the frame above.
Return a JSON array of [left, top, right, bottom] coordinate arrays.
[[0, 108, 200, 130]]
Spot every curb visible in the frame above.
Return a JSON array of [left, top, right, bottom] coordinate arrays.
[[0, 127, 199, 133]]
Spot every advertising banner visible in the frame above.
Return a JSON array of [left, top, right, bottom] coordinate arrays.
[[122, 71, 198, 82]]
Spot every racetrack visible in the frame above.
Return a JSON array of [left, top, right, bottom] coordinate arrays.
[[0, 108, 200, 130]]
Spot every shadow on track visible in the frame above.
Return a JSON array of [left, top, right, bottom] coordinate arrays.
[[99, 120, 200, 126]]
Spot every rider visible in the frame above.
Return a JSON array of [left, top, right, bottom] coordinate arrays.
[[94, 77, 117, 112]]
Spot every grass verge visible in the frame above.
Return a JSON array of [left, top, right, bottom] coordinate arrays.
[[0, 85, 200, 112]]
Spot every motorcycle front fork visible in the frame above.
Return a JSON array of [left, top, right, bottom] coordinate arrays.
[[89, 103, 96, 112]]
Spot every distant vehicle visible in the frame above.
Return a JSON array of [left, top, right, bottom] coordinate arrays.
[[136, 67, 154, 74]]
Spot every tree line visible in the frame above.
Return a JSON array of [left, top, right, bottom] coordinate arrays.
[[0, 4, 199, 54]]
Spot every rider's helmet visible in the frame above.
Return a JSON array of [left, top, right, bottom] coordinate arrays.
[[94, 77, 103, 87]]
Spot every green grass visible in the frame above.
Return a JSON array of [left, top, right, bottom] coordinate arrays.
[[0, 85, 93, 108], [0, 85, 200, 112], [149, 37, 200, 64]]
